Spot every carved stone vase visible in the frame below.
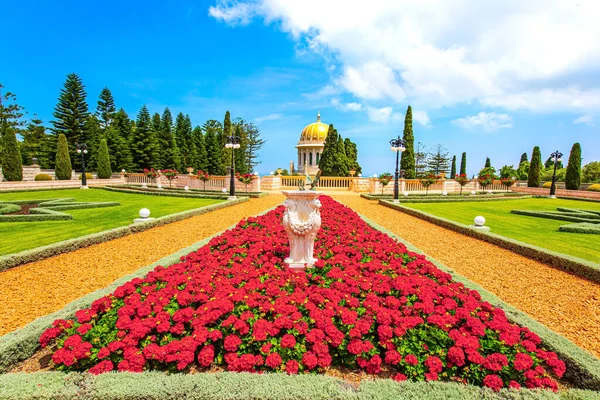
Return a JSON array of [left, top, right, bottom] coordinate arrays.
[[282, 190, 322, 269]]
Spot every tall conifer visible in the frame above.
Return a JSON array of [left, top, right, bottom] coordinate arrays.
[[318, 125, 339, 176], [565, 143, 582, 190], [459, 152, 467, 175], [157, 108, 180, 170], [95, 87, 116, 129], [1, 125, 23, 181], [193, 126, 208, 171], [55, 133, 72, 180], [106, 109, 132, 171], [450, 155, 457, 177], [400, 105, 415, 178], [520, 152, 528, 164], [96, 138, 112, 179], [131, 105, 158, 171], [528, 146, 542, 187]]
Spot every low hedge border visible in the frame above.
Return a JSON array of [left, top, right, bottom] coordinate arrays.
[[0, 198, 120, 223], [362, 195, 531, 203], [361, 192, 523, 200], [112, 184, 269, 198], [531, 196, 600, 204], [0, 197, 247, 272], [359, 213, 600, 391], [379, 200, 600, 285], [0, 203, 20, 215], [0, 204, 598, 399], [510, 210, 599, 224], [1, 371, 599, 400], [103, 186, 230, 200], [559, 223, 600, 234]]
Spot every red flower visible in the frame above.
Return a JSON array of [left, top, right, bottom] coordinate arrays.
[[281, 334, 296, 349], [224, 335, 242, 352], [197, 345, 215, 367], [286, 359, 299, 374], [265, 352, 282, 369], [483, 374, 504, 392], [483, 353, 508, 371], [447, 346, 465, 367], [404, 354, 419, 366], [302, 352, 318, 370], [513, 353, 533, 371]]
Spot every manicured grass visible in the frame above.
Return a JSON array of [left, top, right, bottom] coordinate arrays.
[[0, 188, 222, 255], [402, 198, 600, 263]]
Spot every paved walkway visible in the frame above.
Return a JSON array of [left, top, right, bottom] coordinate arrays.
[[0, 195, 285, 335], [332, 194, 600, 359]]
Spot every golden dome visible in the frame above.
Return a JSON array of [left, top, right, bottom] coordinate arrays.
[[299, 112, 329, 143]]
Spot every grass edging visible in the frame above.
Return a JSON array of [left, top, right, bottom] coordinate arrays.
[[379, 200, 600, 284], [0, 197, 247, 272], [357, 213, 600, 391], [108, 185, 269, 198], [2, 371, 600, 400]]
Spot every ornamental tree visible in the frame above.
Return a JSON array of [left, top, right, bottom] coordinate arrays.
[[161, 169, 179, 188], [565, 143, 582, 190], [420, 173, 440, 195], [1, 125, 23, 181], [478, 174, 494, 191], [459, 152, 467, 175], [197, 169, 210, 191], [400, 106, 415, 178], [582, 161, 600, 183], [55, 134, 72, 180], [95, 87, 116, 129], [450, 155, 456, 178], [236, 172, 255, 192], [455, 173, 470, 195], [527, 146, 542, 187], [378, 172, 393, 195], [96, 138, 112, 179]]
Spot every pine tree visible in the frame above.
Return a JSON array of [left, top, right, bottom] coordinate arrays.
[[96, 138, 112, 179], [174, 113, 191, 167], [55, 133, 72, 180], [51, 73, 89, 167], [157, 108, 180, 170], [318, 124, 339, 176], [184, 115, 198, 171], [400, 105, 415, 178], [193, 125, 208, 172], [203, 120, 223, 174], [527, 146, 542, 187], [84, 115, 102, 170], [1, 124, 23, 181], [459, 152, 467, 175], [485, 157, 491, 168], [520, 152, 528, 165], [95, 87, 116, 129], [415, 142, 428, 177], [21, 115, 47, 166], [426, 144, 451, 174], [131, 105, 158, 171], [0, 83, 26, 129], [243, 121, 265, 172], [344, 138, 362, 174], [450, 155, 457, 177], [565, 143, 582, 190], [106, 109, 133, 171]]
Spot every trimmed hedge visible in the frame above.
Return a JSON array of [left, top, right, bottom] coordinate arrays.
[[359, 214, 600, 391], [0, 197, 247, 272], [510, 209, 600, 223], [0, 198, 120, 223], [103, 186, 230, 200], [589, 184, 600, 192], [112, 184, 269, 198], [0, 207, 599, 398], [34, 173, 53, 181], [559, 223, 600, 234], [380, 200, 600, 285], [1, 372, 599, 400], [0, 203, 20, 215], [361, 193, 530, 203]]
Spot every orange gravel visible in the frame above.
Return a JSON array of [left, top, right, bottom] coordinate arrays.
[[332, 195, 600, 359], [0, 195, 285, 335]]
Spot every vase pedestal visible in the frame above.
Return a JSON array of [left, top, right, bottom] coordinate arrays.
[[282, 190, 322, 270]]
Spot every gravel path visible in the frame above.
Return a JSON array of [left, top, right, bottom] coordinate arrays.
[[0, 195, 285, 335], [333, 195, 600, 359]]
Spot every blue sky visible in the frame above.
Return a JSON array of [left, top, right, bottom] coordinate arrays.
[[2, 0, 598, 176]]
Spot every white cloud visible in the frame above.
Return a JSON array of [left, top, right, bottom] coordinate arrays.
[[331, 98, 362, 112], [301, 85, 338, 100], [573, 114, 595, 126], [255, 113, 283, 122], [412, 110, 431, 127], [452, 112, 513, 132], [210, 0, 600, 113], [366, 106, 401, 123]]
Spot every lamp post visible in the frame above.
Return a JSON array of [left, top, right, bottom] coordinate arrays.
[[225, 135, 241, 200], [76, 143, 89, 189], [389, 135, 406, 202], [549, 150, 563, 198]]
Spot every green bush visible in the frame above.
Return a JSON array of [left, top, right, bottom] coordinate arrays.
[[528, 146, 542, 187], [96, 138, 112, 179], [34, 173, 53, 181], [1, 126, 23, 182], [55, 134, 72, 180], [565, 143, 582, 190], [588, 184, 600, 192], [582, 162, 600, 183], [78, 172, 94, 180]]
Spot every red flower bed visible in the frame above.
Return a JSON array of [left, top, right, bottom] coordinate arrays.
[[40, 197, 564, 391]]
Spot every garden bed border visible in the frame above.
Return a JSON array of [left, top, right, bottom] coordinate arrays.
[[0, 201, 599, 397], [0, 197, 247, 272], [361, 193, 531, 202], [107, 185, 269, 198], [379, 200, 600, 284]]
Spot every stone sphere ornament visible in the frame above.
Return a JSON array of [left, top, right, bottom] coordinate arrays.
[[403, 192, 409, 197], [471, 190, 477, 195], [157, 184, 163, 190], [184, 186, 189, 191], [474, 216, 486, 226], [222, 188, 227, 193], [139, 208, 151, 219], [442, 191, 448, 196]]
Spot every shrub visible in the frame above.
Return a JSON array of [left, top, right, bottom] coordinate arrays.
[[582, 161, 600, 183], [528, 146, 542, 187], [1, 125, 23, 181], [565, 143, 582, 190], [96, 138, 112, 179], [542, 182, 552, 188], [78, 173, 93, 180], [588, 184, 600, 192], [34, 174, 53, 181], [55, 134, 72, 180]]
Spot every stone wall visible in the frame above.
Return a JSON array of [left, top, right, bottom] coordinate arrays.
[[0, 165, 87, 182], [512, 186, 600, 199]]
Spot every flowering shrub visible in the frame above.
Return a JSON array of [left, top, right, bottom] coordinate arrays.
[[40, 197, 564, 391], [378, 173, 393, 195], [501, 177, 517, 192], [420, 174, 441, 195], [143, 168, 159, 179], [478, 174, 494, 190], [236, 173, 255, 192], [197, 170, 210, 191], [161, 170, 179, 188], [455, 174, 470, 195]]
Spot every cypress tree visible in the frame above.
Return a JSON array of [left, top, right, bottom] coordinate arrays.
[[157, 108, 180, 170], [131, 105, 158, 171], [565, 143, 582, 190], [336, 135, 349, 176], [95, 87, 116, 129], [233, 120, 247, 174], [221, 111, 232, 174], [96, 138, 112, 179], [459, 152, 467, 175], [318, 124, 339, 176], [450, 155, 457, 177], [51, 73, 89, 167], [520, 152, 528, 164], [485, 157, 491, 168], [400, 105, 415, 178], [55, 133, 72, 180], [193, 126, 208, 172], [1, 125, 23, 181], [527, 146, 542, 187], [344, 138, 362, 174]]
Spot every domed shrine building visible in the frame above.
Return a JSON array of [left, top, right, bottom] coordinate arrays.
[[296, 112, 329, 175]]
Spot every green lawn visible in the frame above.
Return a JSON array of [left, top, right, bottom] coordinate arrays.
[[402, 198, 600, 263], [0, 188, 222, 255]]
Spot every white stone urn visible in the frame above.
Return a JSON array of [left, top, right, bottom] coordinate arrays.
[[282, 190, 322, 269]]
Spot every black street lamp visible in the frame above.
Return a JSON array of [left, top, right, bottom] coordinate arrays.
[[549, 150, 563, 198], [225, 135, 241, 199], [389, 135, 406, 202], [76, 143, 89, 189]]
